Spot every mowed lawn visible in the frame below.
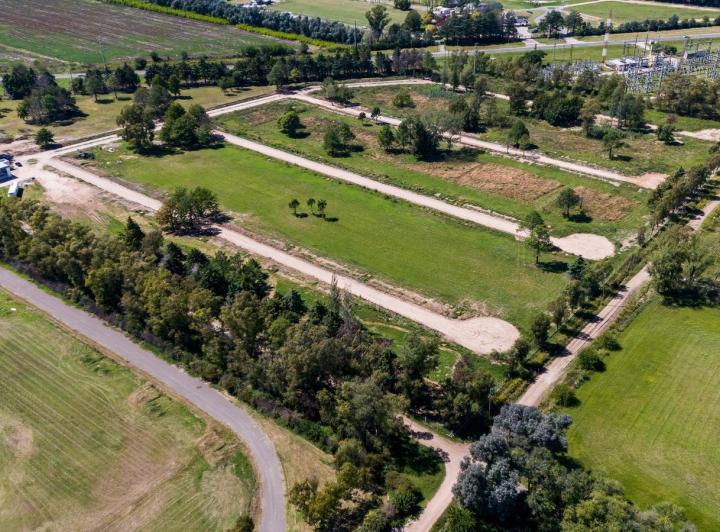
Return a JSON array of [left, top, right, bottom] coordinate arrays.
[[217, 100, 648, 242], [0, 85, 273, 143], [568, 1, 720, 24], [565, 300, 720, 530], [89, 143, 570, 329], [0, 289, 256, 530], [268, 0, 408, 25], [0, 0, 277, 65]]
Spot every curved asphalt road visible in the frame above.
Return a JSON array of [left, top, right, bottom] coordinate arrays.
[[0, 267, 286, 532]]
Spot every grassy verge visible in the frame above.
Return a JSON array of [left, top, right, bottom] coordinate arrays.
[[0, 290, 256, 530], [563, 298, 720, 530], [216, 99, 648, 242], [84, 142, 571, 330]]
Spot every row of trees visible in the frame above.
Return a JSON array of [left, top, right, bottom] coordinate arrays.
[[70, 64, 141, 100], [436, 10, 519, 45], [138, 0, 431, 49]]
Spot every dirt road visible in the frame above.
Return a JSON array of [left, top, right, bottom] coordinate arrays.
[[24, 158, 520, 355], [217, 131, 615, 260], [0, 267, 287, 532]]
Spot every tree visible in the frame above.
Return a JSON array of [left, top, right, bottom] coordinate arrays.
[[602, 129, 627, 160], [117, 104, 155, 152], [124, 216, 145, 251], [268, 59, 289, 90], [321, 77, 354, 104], [556, 187, 581, 218], [323, 122, 355, 156], [34, 127, 54, 149], [277, 110, 302, 136], [84, 71, 106, 102], [306, 198, 315, 215], [317, 199, 327, 218], [2, 64, 37, 99], [394, 0, 411, 10], [579, 98, 600, 136], [377, 124, 395, 151], [366, 5, 391, 38], [507, 119, 530, 149], [156, 187, 220, 232], [392, 90, 415, 108], [521, 210, 545, 232], [403, 9, 422, 31], [288, 198, 300, 216], [564, 11, 584, 34], [397, 334, 439, 406], [548, 298, 568, 330], [531, 314, 551, 347], [167, 74, 181, 97], [527, 223, 551, 264], [539, 10, 565, 38], [657, 121, 675, 144], [159, 103, 212, 149]]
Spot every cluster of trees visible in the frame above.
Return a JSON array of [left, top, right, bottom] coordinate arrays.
[[156, 186, 221, 233], [378, 117, 442, 160], [138, 0, 432, 49], [321, 77, 354, 104], [447, 404, 694, 531], [159, 102, 214, 149], [2, 65, 79, 124], [0, 196, 499, 529], [436, 9, 519, 45], [657, 73, 720, 119]]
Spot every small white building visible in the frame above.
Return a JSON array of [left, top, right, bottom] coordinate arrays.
[[0, 160, 11, 181], [8, 181, 23, 198]]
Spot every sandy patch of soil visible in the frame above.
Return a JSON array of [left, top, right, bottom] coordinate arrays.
[[0, 417, 34, 459], [631, 172, 667, 189], [575, 186, 637, 221], [678, 128, 720, 142], [409, 161, 561, 201]]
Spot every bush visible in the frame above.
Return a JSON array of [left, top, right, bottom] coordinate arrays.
[[392, 90, 415, 109], [551, 384, 578, 407], [578, 349, 605, 372]]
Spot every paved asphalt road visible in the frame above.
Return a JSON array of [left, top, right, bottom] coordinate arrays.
[[0, 267, 286, 532]]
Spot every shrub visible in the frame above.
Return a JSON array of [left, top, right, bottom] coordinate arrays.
[[551, 384, 578, 407], [392, 90, 415, 109], [578, 349, 605, 372]]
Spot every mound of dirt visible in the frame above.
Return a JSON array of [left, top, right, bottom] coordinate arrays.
[[410, 161, 561, 201], [575, 186, 637, 221]]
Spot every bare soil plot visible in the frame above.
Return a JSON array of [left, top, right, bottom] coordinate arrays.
[[0, 0, 279, 65]]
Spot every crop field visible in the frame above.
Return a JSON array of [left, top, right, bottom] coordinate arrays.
[[0, 289, 256, 530], [85, 142, 571, 330], [0, 0, 277, 65], [268, 0, 408, 25], [565, 299, 720, 530], [216, 99, 648, 243], [0, 85, 273, 144], [564, 1, 720, 24]]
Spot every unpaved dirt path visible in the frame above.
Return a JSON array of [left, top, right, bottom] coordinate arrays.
[[14, 156, 521, 355], [217, 131, 616, 260]]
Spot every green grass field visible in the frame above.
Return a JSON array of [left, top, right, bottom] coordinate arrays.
[[0, 289, 256, 530], [482, 115, 714, 177], [268, 0, 408, 25], [565, 299, 720, 530], [645, 108, 720, 132], [566, 1, 720, 24], [0, 85, 273, 143], [86, 142, 571, 329], [216, 99, 648, 243], [0, 0, 276, 65]]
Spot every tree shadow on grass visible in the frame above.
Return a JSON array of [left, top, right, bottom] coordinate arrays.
[[96, 98, 115, 105], [569, 211, 592, 223], [323, 216, 339, 222], [537, 260, 568, 273]]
